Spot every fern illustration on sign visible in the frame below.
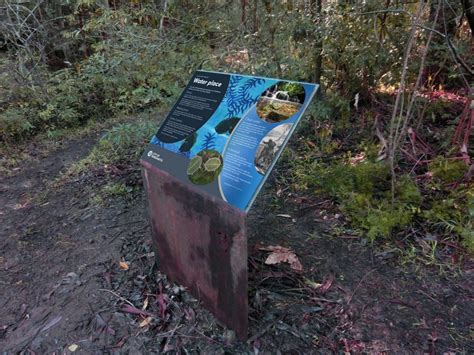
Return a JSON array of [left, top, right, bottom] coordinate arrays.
[[224, 76, 266, 118], [201, 132, 216, 150]]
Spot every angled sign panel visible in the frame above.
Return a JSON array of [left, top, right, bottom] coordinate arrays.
[[141, 70, 318, 211]]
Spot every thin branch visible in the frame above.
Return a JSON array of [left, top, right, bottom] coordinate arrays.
[[387, 1, 425, 202], [394, 1, 441, 151]]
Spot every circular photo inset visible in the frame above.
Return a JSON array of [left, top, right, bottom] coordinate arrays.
[[254, 123, 292, 175], [256, 82, 305, 123], [187, 149, 224, 185]]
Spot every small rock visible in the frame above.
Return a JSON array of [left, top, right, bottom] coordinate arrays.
[[68, 344, 79, 352]]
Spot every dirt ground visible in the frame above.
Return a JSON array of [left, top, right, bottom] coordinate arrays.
[[0, 133, 473, 353]]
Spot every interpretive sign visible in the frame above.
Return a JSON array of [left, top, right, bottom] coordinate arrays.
[[141, 70, 318, 211], [141, 70, 318, 339]]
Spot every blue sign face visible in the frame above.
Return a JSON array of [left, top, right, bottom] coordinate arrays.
[[142, 70, 319, 212]]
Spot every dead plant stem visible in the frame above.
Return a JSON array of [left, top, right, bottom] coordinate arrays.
[[388, 1, 425, 203]]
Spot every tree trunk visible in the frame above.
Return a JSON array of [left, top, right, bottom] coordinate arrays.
[[160, 0, 168, 35], [241, 0, 247, 24], [423, 0, 461, 85], [252, 0, 258, 33], [312, 0, 323, 84]]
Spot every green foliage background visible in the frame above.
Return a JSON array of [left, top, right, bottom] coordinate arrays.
[[0, 0, 472, 253]]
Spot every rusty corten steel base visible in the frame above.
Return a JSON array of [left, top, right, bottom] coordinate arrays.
[[141, 160, 248, 340]]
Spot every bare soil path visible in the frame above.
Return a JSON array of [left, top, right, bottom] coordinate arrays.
[[0, 133, 473, 353]]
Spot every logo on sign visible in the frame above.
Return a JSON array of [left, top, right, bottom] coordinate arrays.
[[147, 150, 163, 162]]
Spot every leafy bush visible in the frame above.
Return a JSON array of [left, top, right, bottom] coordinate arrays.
[[344, 195, 414, 241], [295, 152, 471, 249], [429, 157, 468, 183], [67, 119, 156, 176], [92, 121, 156, 161], [297, 158, 421, 241], [0, 107, 34, 139], [423, 187, 474, 253], [0, 4, 210, 143]]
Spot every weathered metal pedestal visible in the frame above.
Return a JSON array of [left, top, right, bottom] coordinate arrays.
[[141, 160, 248, 340]]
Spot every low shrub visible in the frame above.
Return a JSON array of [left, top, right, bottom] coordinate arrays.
[[428, 157, 468, 183], [295, 151, 471, 251], [297, 158, 421, 241], [66, 119, 156, 176], [423, 187, 474, 253]]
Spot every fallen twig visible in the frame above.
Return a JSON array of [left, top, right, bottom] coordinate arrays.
[[119, 304, 155, 317], [99, 288, 135, 307], [311, 297, 342, 304], [346, 268, 377, 306]]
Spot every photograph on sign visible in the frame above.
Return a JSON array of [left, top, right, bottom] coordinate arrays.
[[141, 70, 318, 211], [254, 123, 292, 175]]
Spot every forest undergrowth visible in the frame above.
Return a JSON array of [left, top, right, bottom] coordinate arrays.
[[1, 0, 473, 260]]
